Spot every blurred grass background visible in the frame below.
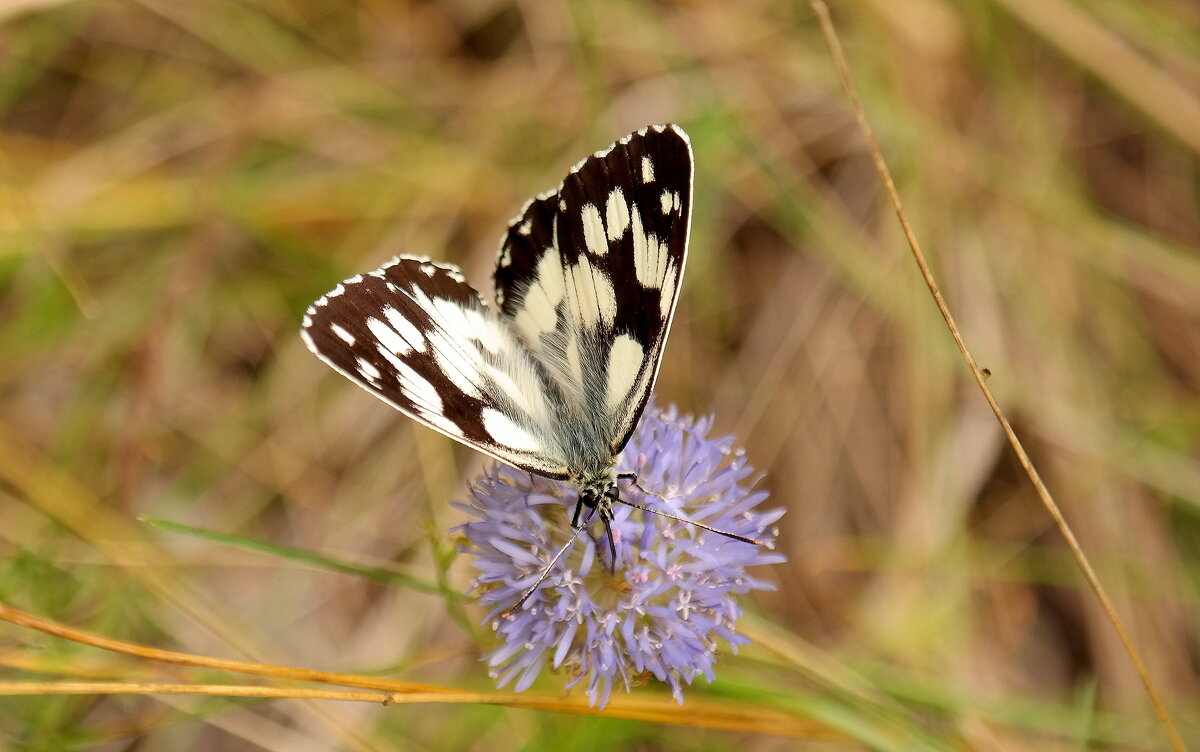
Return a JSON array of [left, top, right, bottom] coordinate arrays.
[[1, 0, 1199, 749]]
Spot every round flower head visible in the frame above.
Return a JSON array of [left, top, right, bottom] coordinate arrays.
[[455, 401, 785, 707]]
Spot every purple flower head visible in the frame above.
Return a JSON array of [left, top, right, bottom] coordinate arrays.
[[455, 401, 785, 707]]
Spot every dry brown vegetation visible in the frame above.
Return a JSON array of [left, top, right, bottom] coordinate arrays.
[[1, 1, 1198, 749]]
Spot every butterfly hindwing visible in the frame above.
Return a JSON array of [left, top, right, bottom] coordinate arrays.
[[493, 124, 693, 457], [301, 256, 571, 479]]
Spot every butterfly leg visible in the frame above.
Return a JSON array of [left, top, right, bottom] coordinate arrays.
[[578, 483, 621, 571], [571, 495, 586, 529], [598, 508, 617, 572]]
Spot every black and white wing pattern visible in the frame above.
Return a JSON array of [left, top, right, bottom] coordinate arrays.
[[302, 124, 692, 485], [494, 124, 692, 458], [301, 256, 572, 479]]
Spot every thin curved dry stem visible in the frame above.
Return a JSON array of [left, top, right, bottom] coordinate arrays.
[[0, 602, 840, 740], [0, 601, 440, 694], [0, 682, 399, 704], [809, 3, 1187, 751]]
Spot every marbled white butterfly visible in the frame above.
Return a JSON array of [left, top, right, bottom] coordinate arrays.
[[301, 125, 756, 613]]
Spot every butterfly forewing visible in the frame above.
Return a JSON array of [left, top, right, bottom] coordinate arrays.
[[302, 124, 692, 484], [493, 124, 693, 457], [302, 256, 571, 479]]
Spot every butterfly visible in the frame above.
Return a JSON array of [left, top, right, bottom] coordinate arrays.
[[302, 124, 756, 613]]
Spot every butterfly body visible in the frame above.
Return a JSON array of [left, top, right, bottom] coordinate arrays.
[[302, 124, 693, 570]]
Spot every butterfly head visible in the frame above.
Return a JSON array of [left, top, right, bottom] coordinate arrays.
[[568, 475, 621, 574], [572, 477, 618, 527]]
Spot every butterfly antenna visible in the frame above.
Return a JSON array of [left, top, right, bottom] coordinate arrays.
[[613, 475, 763, 545], [496, 515, 590, 618], [618, 470, 672, 500]]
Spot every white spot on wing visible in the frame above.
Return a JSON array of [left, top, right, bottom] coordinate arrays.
[[595, 267, 617, 326], [418, 409, 463, 438], [536, 251, 567, 303], [330, 323, 355, 345], [481, 408, 542, 453], [356, 357, 381, 383], [659, 263, 678, 319], [567, 255, 616, 329], [374, 343, 406, 374], [411, 292, 495, 400], [390, 286, 494, 401], [427, 331, 483, 399], [514, 251, 567, 347], [431, 299, 500, 354], [641, 155, 654, 183], [622, 366, 654, 435], [581, 203, 607, 257], [468, 314, 507, 355], [568, 258, 597, 329], [367, 316, 413, 355], [630, 207, 664, 290], [518, 219, 532, 236], [515, 296, 554, 344], [395, 357, 443, 414], [369, 345, 445, 416], [382, 306, 425, 352], [606, 334, 644, 411], [605, 188, 630, 241], [484, 366, 539, 418], [660, 189, 680, 215]]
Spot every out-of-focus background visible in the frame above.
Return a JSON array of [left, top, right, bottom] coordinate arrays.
[[2, 1, 1198, 749]]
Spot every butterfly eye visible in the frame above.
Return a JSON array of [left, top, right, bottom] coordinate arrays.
[[577, 486, 601, 509]]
